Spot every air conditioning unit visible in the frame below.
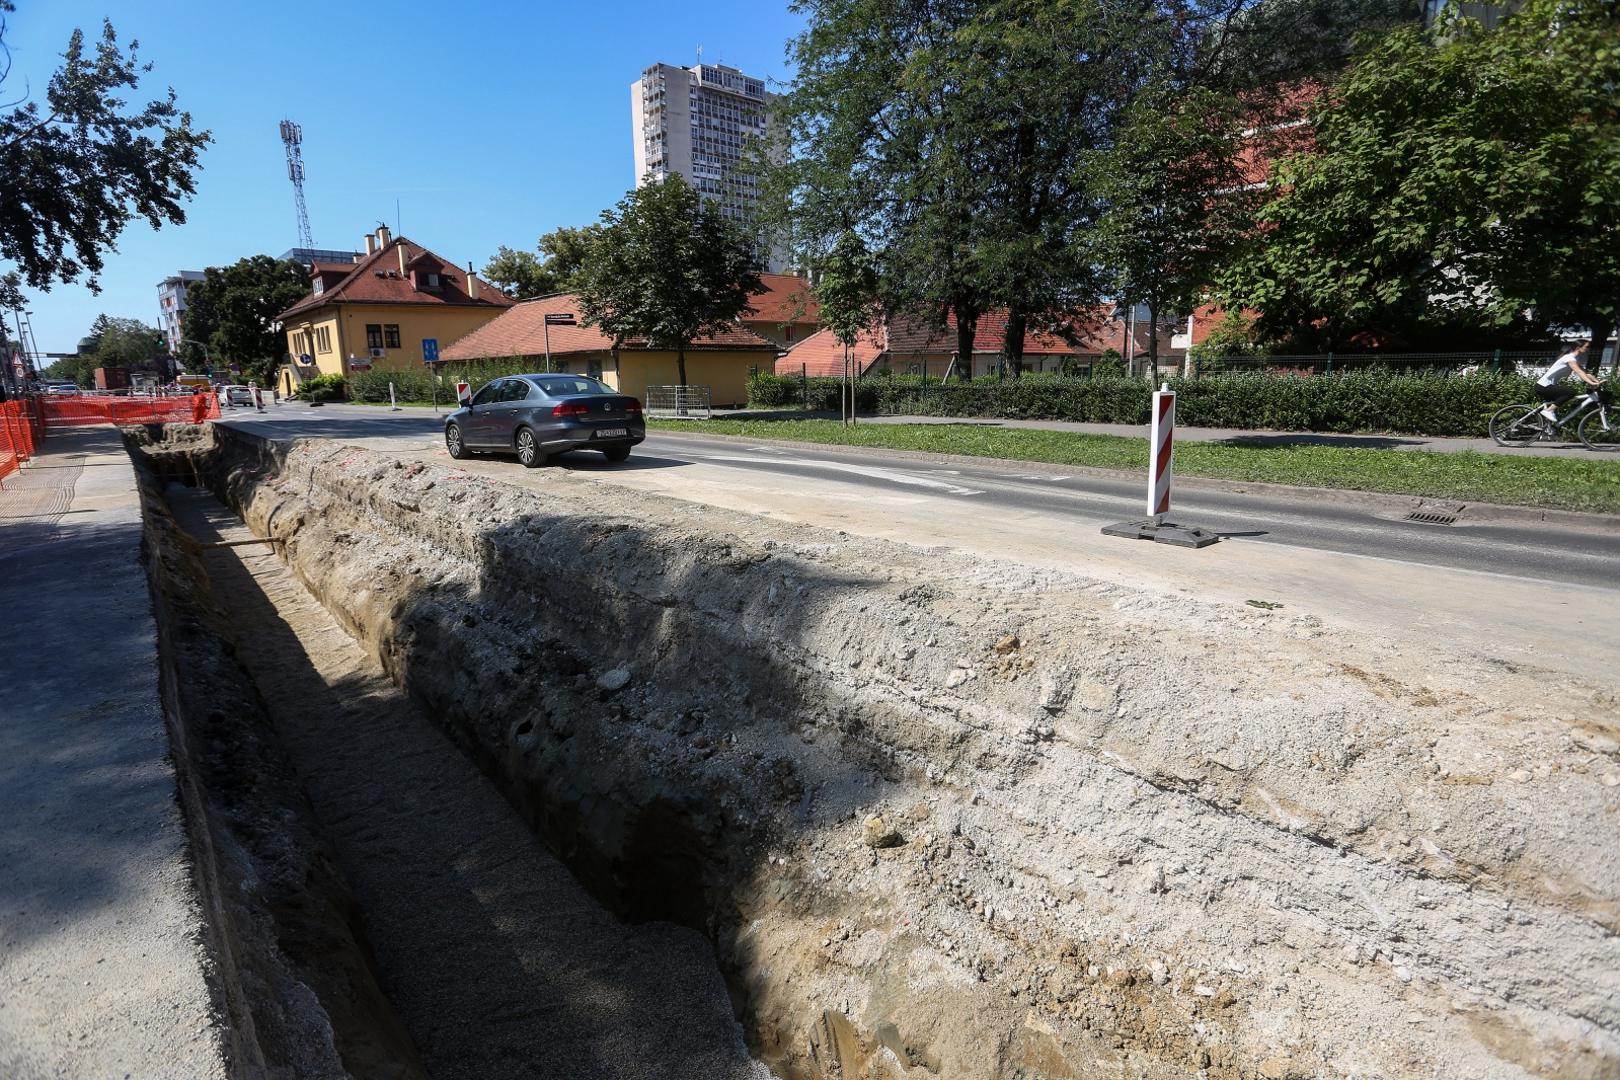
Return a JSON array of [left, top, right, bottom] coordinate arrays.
[[369, 348, 385, 358]]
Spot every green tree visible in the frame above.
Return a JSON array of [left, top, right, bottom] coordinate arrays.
[[0, 6, 210, 293], [482, 246, 553, 300], [575, 175, 762, 386], [183, 256, 310, 384], [813, 230, 880, 423], [1088, 86, 1257, 380], [483, 226, 603, 300], [1219, 0, 1620, 353]]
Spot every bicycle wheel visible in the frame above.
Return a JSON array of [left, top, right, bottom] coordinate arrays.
[[1578, 408, 1620, 451], [1489, 404, 1544, 447]]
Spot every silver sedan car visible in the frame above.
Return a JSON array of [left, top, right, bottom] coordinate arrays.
[[444, 374, 645, 467]]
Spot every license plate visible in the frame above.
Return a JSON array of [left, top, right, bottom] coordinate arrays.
[[595, 427, 628, 438]]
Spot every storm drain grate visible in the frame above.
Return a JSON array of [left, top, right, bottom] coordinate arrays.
[[1404, 510, 1458, 526]]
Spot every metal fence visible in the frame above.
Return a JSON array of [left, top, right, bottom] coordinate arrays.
[[644, 385, 713, 419], [1180, 350, 1560, 378]]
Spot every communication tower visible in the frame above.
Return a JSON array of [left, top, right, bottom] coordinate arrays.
[[279, 119, 314, 252]]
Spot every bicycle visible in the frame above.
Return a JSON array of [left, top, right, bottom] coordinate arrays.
[[1489, 382, 1618, 451]]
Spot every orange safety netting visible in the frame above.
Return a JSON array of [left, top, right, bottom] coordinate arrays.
[[39, 393, 222, 427], [0, 398, 45, 483]]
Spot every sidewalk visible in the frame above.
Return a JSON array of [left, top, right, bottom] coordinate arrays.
[[718, 409, 1598, 459], [0, 428, 227, 1079]]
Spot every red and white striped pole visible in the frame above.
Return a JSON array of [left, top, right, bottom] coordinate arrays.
[[1147, 382, 1174, 523]]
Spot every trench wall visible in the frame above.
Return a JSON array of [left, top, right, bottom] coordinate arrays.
[[163, 423, 1618, 1080]]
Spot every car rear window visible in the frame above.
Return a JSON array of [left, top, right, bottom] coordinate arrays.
[[531, 377, 609, 396]]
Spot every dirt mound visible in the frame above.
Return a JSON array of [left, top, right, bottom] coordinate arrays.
[[159, 424, 1619, 1078]]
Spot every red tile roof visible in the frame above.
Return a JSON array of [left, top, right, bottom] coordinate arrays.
[[746, 273, 819, 325], [278, 238, 515, 319], [440, 293, 778, 362], [775, 327, 887, 377]]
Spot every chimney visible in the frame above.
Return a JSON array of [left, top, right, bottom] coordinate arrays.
[[466, 262, 479, 301], [376, 225, 391, 248], [397, 242, 408, 276], [364, 234, 376, 256]]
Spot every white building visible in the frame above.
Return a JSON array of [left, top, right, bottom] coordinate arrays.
[[157, 270, 205, 356], [630, 62, 780, 269]]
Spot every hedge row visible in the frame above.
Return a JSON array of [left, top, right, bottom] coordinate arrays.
[[747, 371, 1540, 437], [346, 358, 542, 403]]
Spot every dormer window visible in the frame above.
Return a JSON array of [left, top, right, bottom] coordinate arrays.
[[425, 272, 441, 288], [313, 278, 325, 295]]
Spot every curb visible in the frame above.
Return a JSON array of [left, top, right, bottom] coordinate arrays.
[[647, 426, 1620, 533]]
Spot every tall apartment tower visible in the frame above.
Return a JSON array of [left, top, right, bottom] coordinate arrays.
[[631, 62, 780, 270]]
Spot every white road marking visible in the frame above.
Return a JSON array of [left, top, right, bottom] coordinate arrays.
[[694, 454, 985, 496]]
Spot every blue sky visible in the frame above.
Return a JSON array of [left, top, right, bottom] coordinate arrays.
[[6, 0, 806, 352]]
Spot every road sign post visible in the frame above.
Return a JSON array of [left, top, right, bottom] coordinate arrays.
[[1101, 383, 1218, 549], [542, 312, 576, 373], [422, 338, 439, 364]]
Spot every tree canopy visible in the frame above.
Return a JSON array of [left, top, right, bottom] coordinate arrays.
[[1219, 0, 1620, 352], [0, 7, 210, 294], [766, 0, 1416, 372], [183, 256, 310, 382], [41, 313, 162, 385], [482, 226, 603, 300], [575, 175, 762, 386]]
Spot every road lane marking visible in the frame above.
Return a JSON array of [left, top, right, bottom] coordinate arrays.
[[694, 454, 986, 496]]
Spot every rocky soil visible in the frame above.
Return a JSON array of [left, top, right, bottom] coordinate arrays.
[[155, 424, 1619, 1079]]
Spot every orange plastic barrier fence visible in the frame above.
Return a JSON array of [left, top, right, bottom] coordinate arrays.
[[0, 398, 44, 484], [39, 393, 221, 427]]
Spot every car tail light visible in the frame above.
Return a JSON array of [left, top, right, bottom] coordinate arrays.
[[624, 400, 642, 413], [551, 402, 589, 417]]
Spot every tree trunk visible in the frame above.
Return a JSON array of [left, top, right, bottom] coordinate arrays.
[[1587, 317, 1612, 377], [676, 340, 688, 387], [954, 304, 978, 381], [1002, 308, 1028, 376]]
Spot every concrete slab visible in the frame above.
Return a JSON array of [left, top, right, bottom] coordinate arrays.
[[0, 427, 227, 1080]]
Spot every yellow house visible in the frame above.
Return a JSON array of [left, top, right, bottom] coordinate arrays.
[[275, 226, 515, 396], [440, 292, 777, 407]]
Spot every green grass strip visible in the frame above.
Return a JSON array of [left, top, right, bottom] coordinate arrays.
[[648, 418, 1620, 514]]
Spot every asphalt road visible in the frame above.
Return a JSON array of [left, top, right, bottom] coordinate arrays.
[[221, 405, 1619, 589]]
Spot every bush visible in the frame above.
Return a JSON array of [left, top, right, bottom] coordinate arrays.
[[296, 373, 347, 402], [347, 357, 554, 404], [745, 370, 1535, 437]]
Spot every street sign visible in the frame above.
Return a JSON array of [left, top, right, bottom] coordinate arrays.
[[298, 353, 314, 365], [422, 338, 439, 363], [543, 313, 577, 326]]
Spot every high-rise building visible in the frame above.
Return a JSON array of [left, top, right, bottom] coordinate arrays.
[[156, 270, 205, 355], [631, 62, 780, 269]]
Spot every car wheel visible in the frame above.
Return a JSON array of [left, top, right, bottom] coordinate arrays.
[[445, 422, 468, 459], [516, 427, 545, 468], [602, 446, 632, 463]]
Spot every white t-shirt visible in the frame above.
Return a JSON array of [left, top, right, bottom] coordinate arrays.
[[1538, 351, 1583, 387]]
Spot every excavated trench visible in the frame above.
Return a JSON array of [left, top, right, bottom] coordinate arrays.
[[128, 422, 1620, 1080]]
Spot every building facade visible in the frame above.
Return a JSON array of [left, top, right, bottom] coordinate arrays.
[[275, 226, 514, 396], [631, 61, 781, 269], [157, 270, 205, 355]]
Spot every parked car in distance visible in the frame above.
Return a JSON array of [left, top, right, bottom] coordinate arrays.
[[44, 383, 80, 396], [444, 374, 645, 467], [224, 385, 255, 406]]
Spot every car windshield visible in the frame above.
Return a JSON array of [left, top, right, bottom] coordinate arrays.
[[530, 376, 609, 397]]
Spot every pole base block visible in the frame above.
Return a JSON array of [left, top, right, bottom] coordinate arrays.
[[1101, 518, 1220, 549]]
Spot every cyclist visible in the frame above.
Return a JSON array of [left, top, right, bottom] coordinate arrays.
[[1536, 341, 1602, 422]]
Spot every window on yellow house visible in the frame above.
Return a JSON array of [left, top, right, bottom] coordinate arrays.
[[366, 324, 383, 350], [316, 326, 332, 353], [384, 325, 401, 349]]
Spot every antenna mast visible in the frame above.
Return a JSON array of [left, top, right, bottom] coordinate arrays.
[[279, 119, 314, 252]]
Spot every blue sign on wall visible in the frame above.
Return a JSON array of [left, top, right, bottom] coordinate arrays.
[[422, 338, 439, 363]]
